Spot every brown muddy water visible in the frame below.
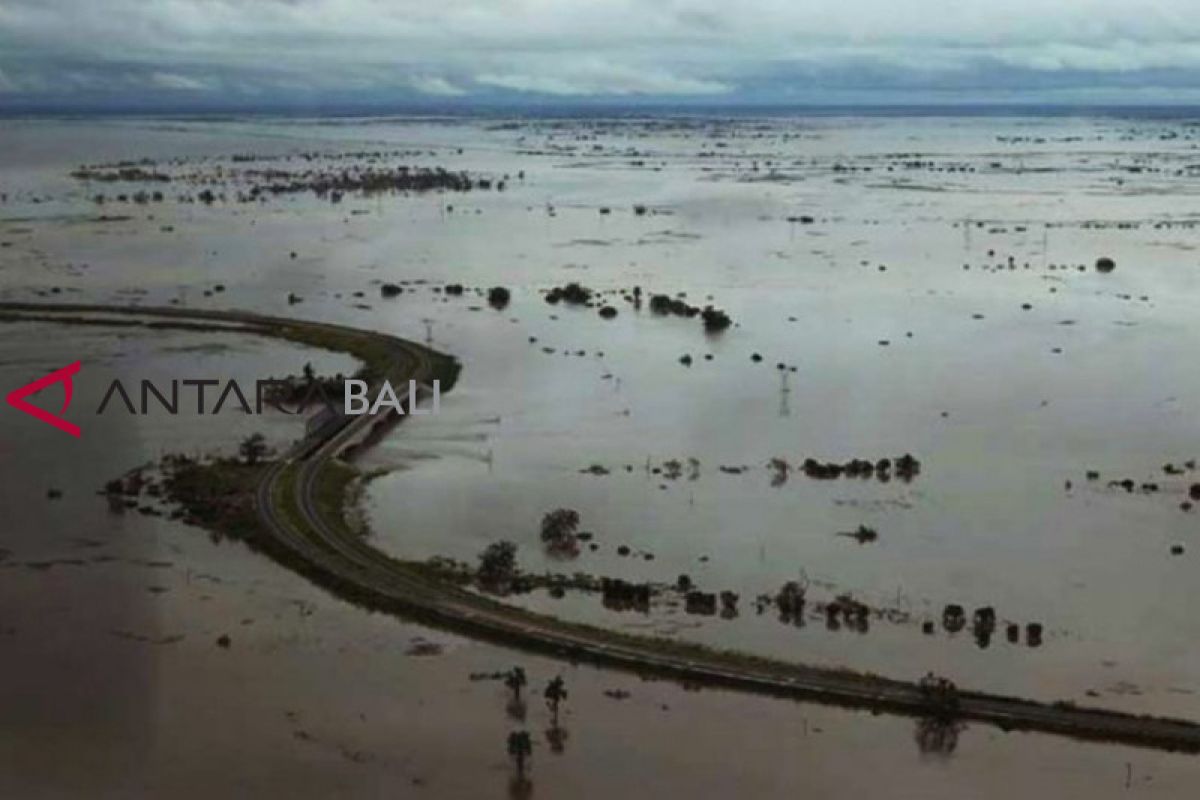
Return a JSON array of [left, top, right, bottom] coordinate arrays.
[[2, 113, 1200, 796]]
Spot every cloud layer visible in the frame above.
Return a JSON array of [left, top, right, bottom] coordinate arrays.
[[3, 0, 1200, 106]]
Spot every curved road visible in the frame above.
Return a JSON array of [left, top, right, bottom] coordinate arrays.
[[6, 302, 1200, 753]]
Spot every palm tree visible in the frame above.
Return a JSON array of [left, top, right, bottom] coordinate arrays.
[[507, 730, 533, 779], [505, 666, 527, 701], [544, 676, 567, 725]]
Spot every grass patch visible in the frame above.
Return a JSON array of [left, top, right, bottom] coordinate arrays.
[[309, 459, 361, 539]]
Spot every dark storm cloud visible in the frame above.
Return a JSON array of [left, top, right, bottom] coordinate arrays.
[[3, 0, 1200, 106]]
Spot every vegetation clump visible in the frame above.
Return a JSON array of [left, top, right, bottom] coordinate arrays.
[[649, 293, 697, 317], [646, 293, 734, 333], [972, 606, 996, 647], [775, 580, 807, 621], [238, 433, 268, 466], [487, 286, 511, 309], [71, 165, 171, 183], [250, 165, 482, 199], [685, 591, 718, 616], [545, 283, 593, 305], [540, 508, 582, 555], [478, 540, 519, 588], [942, 604, 966, 633], [823, 594, 871, 632], [700, 306, 732, 332], [720, 590, 739, 618], [600, 578, 652, 613], [160, 454, 263, 540], [798, 454, 921, 482]]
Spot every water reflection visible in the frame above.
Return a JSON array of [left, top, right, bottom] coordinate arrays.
[[507, 776, 534, 800], [506, 730, 535, 798], [914, 716, 965, 757], [506, 697, 528, 722], [545, 725, 569, 755]]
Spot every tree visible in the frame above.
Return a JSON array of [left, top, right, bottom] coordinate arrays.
[[507, 731, 533, 779], [302, 362, 316, 384], [239, 433, 268, 466], [505, 666, 527, 701], [544, 676, 567, 725], [701, 305, 732, 332], [478, 541, 518, 586], [488, 286, 511, 309], [540, 508, 580, 555]]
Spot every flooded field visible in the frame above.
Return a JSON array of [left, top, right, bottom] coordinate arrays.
[[3, 112, 1200, 796]]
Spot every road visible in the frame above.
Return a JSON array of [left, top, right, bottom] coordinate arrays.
[[6, 302, 1200, 753]]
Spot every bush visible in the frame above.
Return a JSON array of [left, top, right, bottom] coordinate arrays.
[[701, 306, 732, 332], [478, 540, 518, 584], [545, 283, 592, 305], [488, 286, 511, 309], [540, 508, 581, 554]]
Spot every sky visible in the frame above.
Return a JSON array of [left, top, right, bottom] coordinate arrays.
[[3, 0, 1200, 110]]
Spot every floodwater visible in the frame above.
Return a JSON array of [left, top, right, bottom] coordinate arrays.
[[2, 112, 1200, 796]]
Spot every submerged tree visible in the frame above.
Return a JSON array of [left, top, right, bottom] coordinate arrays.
[[488, 286, 511, 309], [540, 508, 581, 556], [505, 666, 528, 702], [478, 541, 518, 587], [544, 676, 568, 725]]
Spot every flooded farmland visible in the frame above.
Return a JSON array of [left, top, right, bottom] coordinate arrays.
[[3, 111, 1200, 796]]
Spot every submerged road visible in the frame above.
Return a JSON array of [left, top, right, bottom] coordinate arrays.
[[6, 302, 1200, 753]]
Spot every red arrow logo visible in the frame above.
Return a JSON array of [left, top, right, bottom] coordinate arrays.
[[5, 361, 82, 437]]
